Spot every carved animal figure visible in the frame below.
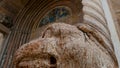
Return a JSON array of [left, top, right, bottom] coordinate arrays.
[[14, 23, 118, 68]]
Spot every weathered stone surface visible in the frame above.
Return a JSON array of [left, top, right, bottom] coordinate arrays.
[[0, 32, 4, 53], [110, 0, 120, 41], [14, 23, 118, 68]]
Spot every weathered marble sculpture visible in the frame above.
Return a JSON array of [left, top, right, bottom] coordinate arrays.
[[14, 23, 118, 68]]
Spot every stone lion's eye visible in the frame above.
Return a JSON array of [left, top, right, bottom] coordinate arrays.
[[50, 56, 57, 68], [50, 56, 56, 65]]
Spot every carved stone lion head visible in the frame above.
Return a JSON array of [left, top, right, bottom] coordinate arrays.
[[14, 23, 118, 68]]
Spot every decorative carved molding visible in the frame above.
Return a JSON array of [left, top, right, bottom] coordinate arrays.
[[82, 0, 109, 36], [82, 0, 118, 67]]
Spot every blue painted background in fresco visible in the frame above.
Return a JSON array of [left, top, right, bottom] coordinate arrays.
[[39, 7, 70, 27]]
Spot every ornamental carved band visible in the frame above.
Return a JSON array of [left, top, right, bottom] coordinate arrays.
[[13, 0, 118, 68]]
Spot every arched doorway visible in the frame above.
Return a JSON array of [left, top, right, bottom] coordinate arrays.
[[0, 0, 119, 68], [0, 0, 83, 67]]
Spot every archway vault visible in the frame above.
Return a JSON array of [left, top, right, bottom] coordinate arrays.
[[0, 0, 83, 67], [0, 0, 119, 68]]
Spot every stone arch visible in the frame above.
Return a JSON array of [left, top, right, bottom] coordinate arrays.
[[0, 0, 119, 68]]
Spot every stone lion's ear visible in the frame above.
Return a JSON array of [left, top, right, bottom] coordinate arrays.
[[41, 23, 63, 38], [42, 26, 53, 38]]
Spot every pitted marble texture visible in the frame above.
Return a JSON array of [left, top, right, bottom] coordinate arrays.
[[14, 23, 118, 68]]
